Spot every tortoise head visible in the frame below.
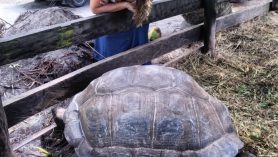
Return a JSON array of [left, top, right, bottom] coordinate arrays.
[[134, 0, 153, 26]]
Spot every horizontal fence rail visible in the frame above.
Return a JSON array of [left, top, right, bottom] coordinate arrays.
[[0, 0, 204, 66]]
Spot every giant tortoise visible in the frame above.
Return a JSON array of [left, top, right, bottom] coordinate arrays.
[[56, 65, 243, 157]]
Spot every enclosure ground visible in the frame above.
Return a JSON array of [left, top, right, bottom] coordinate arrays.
[[173, 12, 278, 156]]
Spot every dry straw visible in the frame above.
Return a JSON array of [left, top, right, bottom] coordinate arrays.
[[173, 12, 278, 156]]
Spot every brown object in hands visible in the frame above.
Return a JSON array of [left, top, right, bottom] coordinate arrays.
[[108, 0, 152, 26], [0, 96, 13, 157]]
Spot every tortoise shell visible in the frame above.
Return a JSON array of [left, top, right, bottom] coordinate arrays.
[[63, 65, 243, 157]]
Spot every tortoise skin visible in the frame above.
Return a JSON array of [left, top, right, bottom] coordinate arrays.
[[63, 65, 243, 157]]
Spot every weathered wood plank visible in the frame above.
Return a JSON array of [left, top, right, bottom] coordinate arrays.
[[183, 1, 232, 25], [12, 124, 56, 151], [3, 0, 271, 127], [271, 0, 278, 10], [203, 0, 217, 56], [215, 0, 271, 31], [0, 96, 12, 157], [0, 0, 201, 66]]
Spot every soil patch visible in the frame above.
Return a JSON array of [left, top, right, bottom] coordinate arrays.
[[3, 7, 80, 37], [0, 7, 93, 101]]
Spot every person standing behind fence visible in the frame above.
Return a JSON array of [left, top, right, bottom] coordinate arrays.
[[90, 0, 152, 61]]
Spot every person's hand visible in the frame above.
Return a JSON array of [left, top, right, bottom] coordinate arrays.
[[99, 0, 108, 6], [124, 2, 137, 18]]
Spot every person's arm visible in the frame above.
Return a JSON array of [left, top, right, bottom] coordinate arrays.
[[90, 0, 136, 14]]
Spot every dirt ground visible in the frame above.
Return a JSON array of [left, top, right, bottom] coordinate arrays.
[[4, 7, 80, 37], [0, 7, 93, 102], [173, 11, 278, 156]]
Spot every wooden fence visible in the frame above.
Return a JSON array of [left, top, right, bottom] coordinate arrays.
[[0, 0, 275, 128]]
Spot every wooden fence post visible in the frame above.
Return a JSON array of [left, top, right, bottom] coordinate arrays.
[[0, 96, 13, 157], [272, 0, 278, 10], [202, 0, 217, 57], [182, 1, 232, 25]]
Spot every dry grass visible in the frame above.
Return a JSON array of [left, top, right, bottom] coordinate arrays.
[[174, 12, 278, 156]]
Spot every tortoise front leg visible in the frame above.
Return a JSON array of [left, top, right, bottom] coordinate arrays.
[[202, 0, 217, 57], [0, 96, 13, 157]]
